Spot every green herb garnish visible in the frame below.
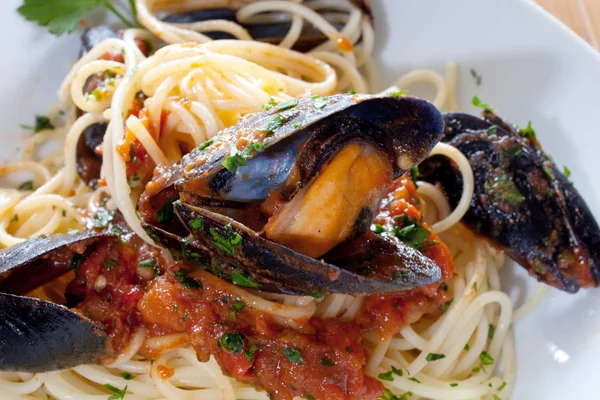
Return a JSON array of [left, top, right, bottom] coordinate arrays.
[[20, 115, 55, 133], [309, 291, 325, 299], [231, 271, 260, 288], [139, 258, 155, 268], [393, 222, 430, 251], [219, 331, 245, 353], [388, 90, 408, 97], [479, 351, 494, 365], [103, 259, 119, 269], [450, 383, 459, 387], [209, 225, 242, 255], [190, 217, 204, 230], [426, 353, 446, 362], [319, 357, 335, 367], [441, 298, 454, 313], [520, 121, 536, 140], [120, 372, 134, 380], [69, 253, 86, 274], [488, 324, 495, 339], [18, 180, 34, 191], [18, 0, 137, 36], [472, 96, 494, 111], [221, 141, 265, 173], [470, 69, 482, 86], [104, 384, 127, 400], [378, 371, 394, 381], [156, 196, 179, 224], [263, 114, 287, 134], [277, 99, 298, 111], [282, 347, 304, 364], [173, 269, 201, 289], [197, 139, 214, 151]]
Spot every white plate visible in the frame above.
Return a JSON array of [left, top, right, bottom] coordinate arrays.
[[1, 0, 600, 398]]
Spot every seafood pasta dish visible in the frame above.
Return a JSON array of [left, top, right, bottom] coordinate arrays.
[[1, 0, 599, 399]]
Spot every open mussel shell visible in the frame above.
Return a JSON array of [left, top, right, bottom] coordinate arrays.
[[419, 112, 600, 293], [0, 293, 107, 372], [0, 231, 113, 371], [158, 202, 441, 295]]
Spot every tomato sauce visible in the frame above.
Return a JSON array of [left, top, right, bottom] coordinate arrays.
[[71, 176, 453, 400]]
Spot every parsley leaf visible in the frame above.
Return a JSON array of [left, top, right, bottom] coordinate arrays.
[[319, 357, 335, 366], [277, 99, 298, 111], [393, 221, 430, 251], [378, 371, 394, 381], [18, 0, 136, 36], [197, 139, 213, 151], [231, 271, 260, 288], [479, 351, 495, 365], [488, 324, 495, 339], [104, 383, 127, 400], [426, 353, 446, 362], [119, 372, 134, 380], [219, 331, 245, 353], [470, 68, 482, 86], [388, 90, 409, 97], [20, 115, 55, 133], [157, 196, 179, 224], [209, 225, 242, 255], [18, 180, 34, 191], [190, 217, 204, 230], [282, 347, 304, 364], [472, 96, 494, 111], [520, 121, 537, 140], [222, 142, 265, 173], [309, 291, 325, 298]]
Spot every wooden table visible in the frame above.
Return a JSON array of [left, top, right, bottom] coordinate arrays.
[[537, 0, 599, 48]]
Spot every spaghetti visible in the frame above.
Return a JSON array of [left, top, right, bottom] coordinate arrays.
[[0, 1, 530, 399]]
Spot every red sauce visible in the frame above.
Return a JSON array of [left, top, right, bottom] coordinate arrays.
[[72, 176, 452, 399], [157, 364, 175, 379]]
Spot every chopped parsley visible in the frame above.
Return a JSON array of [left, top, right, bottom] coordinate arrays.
[[493, 396, 502, 400], [473, 282, 478, 291], [393, 220, 430, 251], [103, 259, 119, 269], [309, 291, 325, 299], [209, 225, 242, 255], [543, 167, 553, 181], [371, 224, 386, 234], [498, 381, 507, 392], [231, 300, 245, 312], [263, 114, 287, 134], [472, 367, 481, 373], [470, 69, 482, 86], [486, 126, 498, 136], [173, 269, 201, 289], [520, 121, 537, 140], [563, 166, 572, 179], [128, 143, 136, 163], [349, 89, 357, 94], [504, 147, 523, 156], [441, 298, 454, 313], [378, 371, 394, 381], [197, 139, 214, 151], [104, 384, 127, 400], [156, 196, 179, 224], [69, 253, 86, 274], [312, 96, 328, 109], [408, 377, 420, 383], [472, 96, 494, 112], [303, 393, 316, 400], [18, 0, 137, 36], [20, 115, 55, 133], [18, 180, 34, 191], [464, 343, 470, 351], [292, 122, 302, 128], [222, 141, 265, 173], [410, 166, 421, 187], [388, 90, 409, 97], [486, 173, 524, 207], [488, 324, 495, 339], [345, 346, 353, 353], [277, 99, 298, 111], [231, 271, 260, 288], [319, 357, 335, 367], [219, 331, 245, 353], [68, 228, 80, 235], [282, 347, 304, 364], [379, 389, 411, 400], [426, 353, 446, 362], [139, 258, 155, 268], [119, 372, 134, 380], [89, 208, 115, 228], [190, 217, 204, 230], [450, 383, 459, 387], [391, 366, 403, 376], [479, 351, 494, 365]]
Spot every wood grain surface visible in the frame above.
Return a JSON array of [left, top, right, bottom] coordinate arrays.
[[537, 0, 599, 48]]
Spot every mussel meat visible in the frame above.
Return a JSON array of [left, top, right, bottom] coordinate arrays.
[[419, 112, 600, 293]]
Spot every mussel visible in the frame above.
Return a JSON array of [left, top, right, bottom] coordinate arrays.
[[162, 0, 373, 52], [419, 112, 600, 293], [0, 231, 112, 371], [140, 94, 446, 295]]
